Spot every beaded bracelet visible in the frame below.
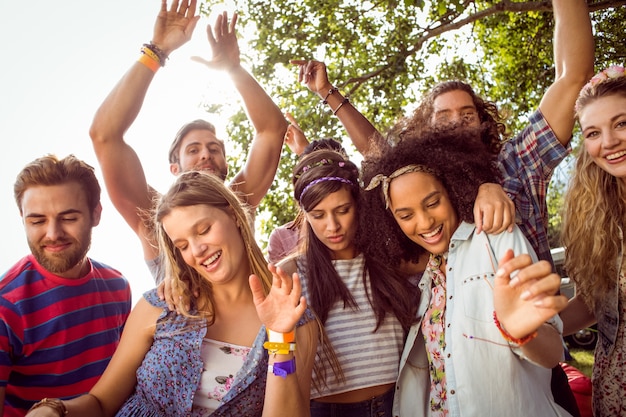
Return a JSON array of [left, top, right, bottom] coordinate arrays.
[[322, 87, 339, 104], [28, 398, 68, 416], [333, 97, 350, 115], [493, 311, 537, 346]]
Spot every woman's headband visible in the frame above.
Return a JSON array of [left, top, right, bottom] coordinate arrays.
[[364, 164, 434, 209], [299, 176, 355, 203]]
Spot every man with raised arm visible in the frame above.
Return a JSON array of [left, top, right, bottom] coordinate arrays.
[[89, 0, 287, 282]]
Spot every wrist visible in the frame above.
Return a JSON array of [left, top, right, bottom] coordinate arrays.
[[317, 85, 337, 101], [493, 311, 538, 346], [268, 357, 296, 378]]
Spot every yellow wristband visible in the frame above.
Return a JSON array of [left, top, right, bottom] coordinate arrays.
[[141, 46, 162, 65], [263, 341, 296, 355], [138, 53, 159, 73]]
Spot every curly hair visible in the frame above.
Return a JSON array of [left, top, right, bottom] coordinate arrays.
[[398, 81, 508, 156], [292, 149, 417, 332], [562, 150, 626, 311], [563, 72, 626, 310], [359, 127, 500, 267]]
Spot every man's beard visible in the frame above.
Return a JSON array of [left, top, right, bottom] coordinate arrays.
[[28, 231, 92, 275]]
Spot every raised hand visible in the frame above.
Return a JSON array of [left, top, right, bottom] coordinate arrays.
[[249, 265, 307, 333], [290, 59, 333, 97], [152, 0, 200, 56], [284, 112, 309, 156], [493, 250, 568, 340], [191, 12, 241, 72]]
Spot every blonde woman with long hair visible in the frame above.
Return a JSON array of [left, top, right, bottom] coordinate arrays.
[[561, 65, 626, 416]]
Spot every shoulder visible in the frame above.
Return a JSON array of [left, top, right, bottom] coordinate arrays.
[[143, 288, 167, 309]]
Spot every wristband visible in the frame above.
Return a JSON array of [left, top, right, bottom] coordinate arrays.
[[268, 358, 296, 378], [138, 53, 160, 73], [266, 328, 295, 343], [493, 311, 538, 346], [140, 46, 162, 66], [263, 341, 296, 355]]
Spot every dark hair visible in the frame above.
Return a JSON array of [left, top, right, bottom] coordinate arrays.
[[401, 81, 508, 155], [168, 119, 225, 164], [14, 154, 101, 216], [293, 149, 417, 332], [360, 127, 500, 266], [302, 138, 347, 157]]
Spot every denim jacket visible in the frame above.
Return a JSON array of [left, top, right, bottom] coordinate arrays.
[[392, 223, 570, 417]]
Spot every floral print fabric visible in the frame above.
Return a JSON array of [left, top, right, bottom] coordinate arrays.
[[422, 253, 449, 417]]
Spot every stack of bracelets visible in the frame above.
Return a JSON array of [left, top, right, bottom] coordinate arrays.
[[263, 328, 297, 378], [138, 42, 168, 73]]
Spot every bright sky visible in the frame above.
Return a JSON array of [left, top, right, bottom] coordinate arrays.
[[0, 0, 241, 304]]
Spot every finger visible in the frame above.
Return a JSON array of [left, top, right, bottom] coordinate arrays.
[[190, 56, 211, 67], [488, 205, 505, 234], [205, 23, 217, 47], [474, 206, 483, 234], [229, 12, 238, 34], [187, 0, 197, 17], [169, 0, 180, 14], [177, 0, 189, 14], [157, 281, 165, 300], [494, 249, 515, 284], [291, 273, 303, 300], [507, 199, 515, 233], [161, 0, 167, 13], [519, 272, 561, 300], [509, 258, 550, 287], [249, 274, 267, 306], [533, 294, 568, 310], [285, 112, 297, 125], [290, 59, 307, 66]]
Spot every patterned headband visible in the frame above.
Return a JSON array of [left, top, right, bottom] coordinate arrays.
[[295, 158, 346, 179], [299, 176, 354, 203], [576, 65, 626, 112], [364, 164, 434, 209]]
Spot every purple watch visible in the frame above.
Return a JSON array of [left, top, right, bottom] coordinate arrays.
[[268, 358, 296, 378]]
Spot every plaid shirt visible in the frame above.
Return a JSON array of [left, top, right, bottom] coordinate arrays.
[[497, 109, 570, 268]]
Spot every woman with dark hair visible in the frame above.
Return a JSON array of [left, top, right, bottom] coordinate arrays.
[[279, 149, 417, 417], [361, 129, 570, 417]]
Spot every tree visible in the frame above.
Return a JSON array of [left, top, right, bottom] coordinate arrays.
[[197, 0, 626, 246]]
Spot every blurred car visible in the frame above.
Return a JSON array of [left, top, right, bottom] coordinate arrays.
[[552, 247, 598, 351]]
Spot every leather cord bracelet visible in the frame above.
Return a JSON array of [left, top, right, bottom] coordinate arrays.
[[28, 398, 68, 416]]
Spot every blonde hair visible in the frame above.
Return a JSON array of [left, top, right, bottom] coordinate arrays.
[[561, 149, 626, 309], [155, 171, 271, 320]]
